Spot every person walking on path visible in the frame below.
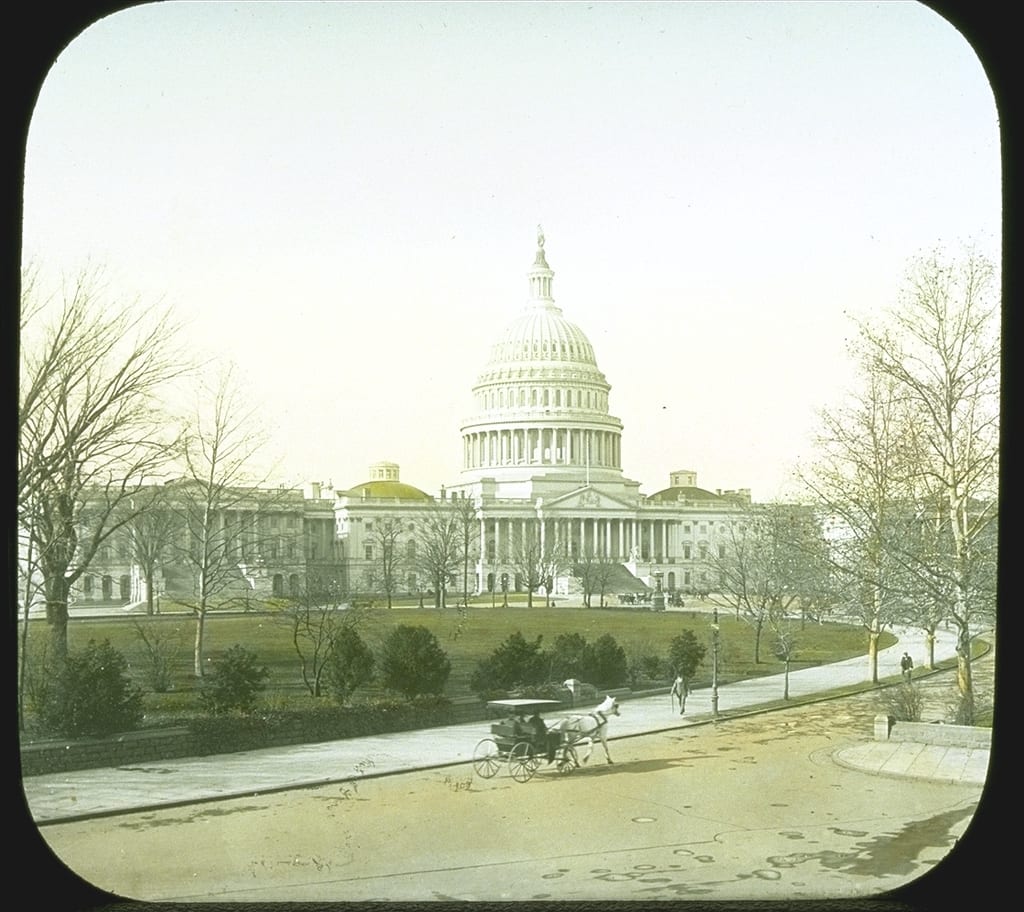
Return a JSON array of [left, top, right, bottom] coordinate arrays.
[[670, 675, 689, 715], [900, 652, 914, 682]]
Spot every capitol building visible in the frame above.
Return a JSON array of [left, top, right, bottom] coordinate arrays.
[[75, 233, 753, 608], [325, 231, 752, 604]]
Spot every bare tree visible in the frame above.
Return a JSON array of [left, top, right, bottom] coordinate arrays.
[[131, 617, 185, 693], [574, 547, 618, 608], [278, 577, 366, 697], [449, 494, 480, 608], [800, 361, 920, 683], [415, 501, 461, 609], [366, 517, 405, 608], [170, 366, 283, 676], [860, 246, 999, 719], [127, 486, 183, 615], [18, 266, 186, 662], [507, 520, 564, 609], [705, 505, 823, 665]]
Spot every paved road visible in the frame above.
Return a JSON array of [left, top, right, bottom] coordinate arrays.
[[22, 625, 989, 825]]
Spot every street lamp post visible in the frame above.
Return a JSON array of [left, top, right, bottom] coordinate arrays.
[[711, 604, 720, 719]]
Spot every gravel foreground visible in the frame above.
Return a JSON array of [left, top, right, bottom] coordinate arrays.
[[37, 665, 993, 904]]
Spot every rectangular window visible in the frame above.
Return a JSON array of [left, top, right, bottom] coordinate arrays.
[[365, 545, 374, 560], [718, 545, 726, 559], [683, 545, 691, 560], [682, 524, 691, 535]]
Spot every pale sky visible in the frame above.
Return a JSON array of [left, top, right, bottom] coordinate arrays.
[[21, 1, 1001, 503]]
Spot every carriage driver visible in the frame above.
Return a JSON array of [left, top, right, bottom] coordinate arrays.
[[511, 710, 530, 738], [529, 711, 561, 764]]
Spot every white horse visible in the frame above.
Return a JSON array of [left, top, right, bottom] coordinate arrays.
[[553, 695, 620, 765]]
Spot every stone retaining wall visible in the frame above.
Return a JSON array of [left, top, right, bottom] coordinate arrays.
[[20, 728, 199, 776], [874, 714, 991, 748]]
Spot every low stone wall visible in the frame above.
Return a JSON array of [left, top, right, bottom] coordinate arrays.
[[873, 714, 991, 748], [20, 728, 199, 777]]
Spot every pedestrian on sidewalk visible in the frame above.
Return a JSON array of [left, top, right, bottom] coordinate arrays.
[[670, 675, 688, 715], [900, 652, 914, 682]]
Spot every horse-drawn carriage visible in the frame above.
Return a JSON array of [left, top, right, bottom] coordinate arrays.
[[472, 696, 620, 783]]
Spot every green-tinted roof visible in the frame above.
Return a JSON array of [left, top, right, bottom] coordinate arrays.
[[647, 485, 727, 503], [347, 480, 432, 501]]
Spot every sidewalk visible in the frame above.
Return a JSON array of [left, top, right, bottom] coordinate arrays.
[[21, 625, 989, 824]]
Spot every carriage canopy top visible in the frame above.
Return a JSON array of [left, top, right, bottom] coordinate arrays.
[[486, 699, 564, 713]]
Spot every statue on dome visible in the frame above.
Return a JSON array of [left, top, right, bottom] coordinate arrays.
[[537, 224, 545, 249]]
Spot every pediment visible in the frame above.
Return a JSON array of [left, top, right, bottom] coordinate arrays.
[[543, 485, 637, 514]]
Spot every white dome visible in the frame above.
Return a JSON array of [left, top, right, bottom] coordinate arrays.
[[485, 307, 600, 371], [458, 233, 626, 488], [473, 240, 608, 389]]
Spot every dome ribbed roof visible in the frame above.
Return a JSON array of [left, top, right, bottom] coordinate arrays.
[[488, 308, 598, 368]]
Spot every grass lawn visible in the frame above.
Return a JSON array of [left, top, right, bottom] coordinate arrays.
[[22, 599, 894, 714]]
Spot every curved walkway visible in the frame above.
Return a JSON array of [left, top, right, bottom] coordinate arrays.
[[21, 624, 988, 824]]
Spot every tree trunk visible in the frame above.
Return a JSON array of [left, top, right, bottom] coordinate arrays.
[[955, 621, 974, 722], [867, 627, 879, 684], [193, 607, 207, 677], [46, 574, 72, 663], [145, 568, 155, 615]]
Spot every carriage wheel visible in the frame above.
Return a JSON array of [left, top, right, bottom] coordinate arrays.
[[556, 745, 578, 774], [509, 741, 539, 783], [473, 739, 501, 779]]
